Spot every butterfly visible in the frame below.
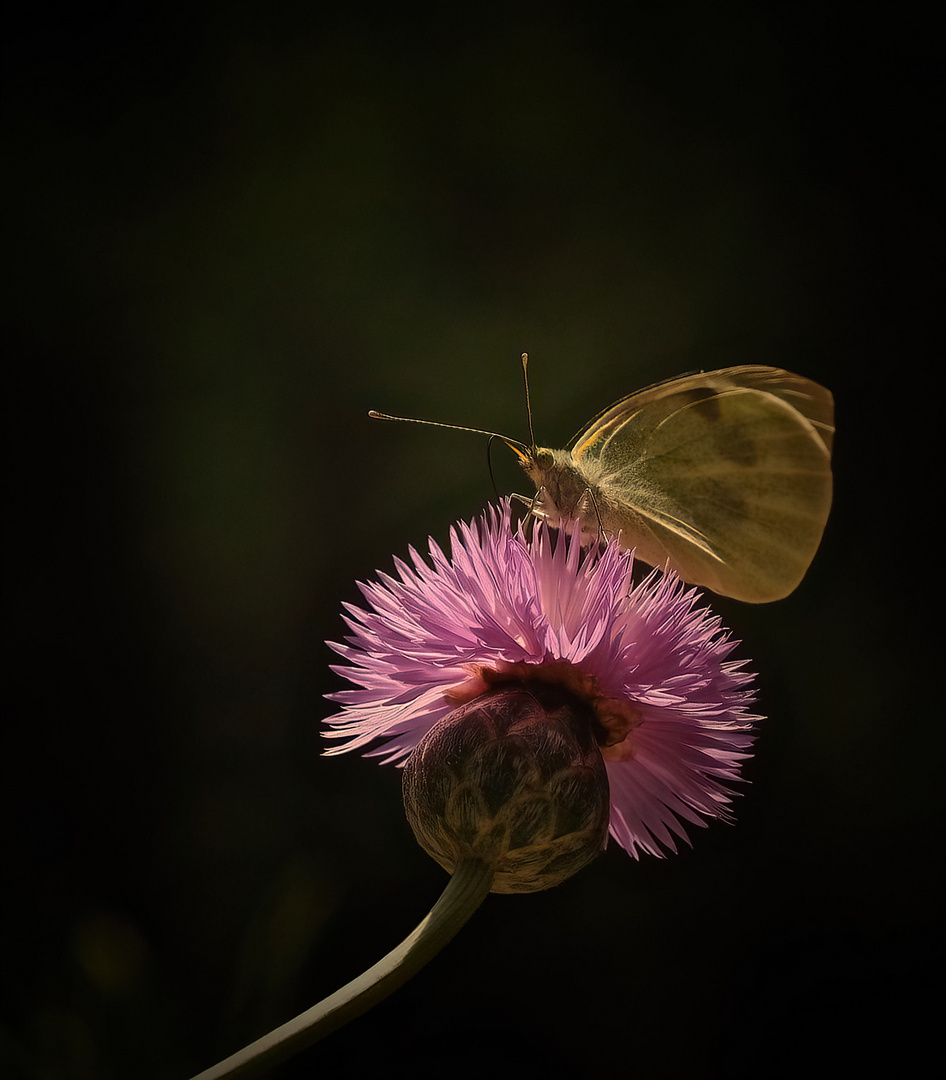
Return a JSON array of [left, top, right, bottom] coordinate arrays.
[[371, 360, 834, 603], [508, 364, 834, 603]]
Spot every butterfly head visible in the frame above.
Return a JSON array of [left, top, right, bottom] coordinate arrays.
[[506, 443, 549, 482]]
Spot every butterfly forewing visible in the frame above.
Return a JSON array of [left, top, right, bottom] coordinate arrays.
[[573, 366, 834, 457]]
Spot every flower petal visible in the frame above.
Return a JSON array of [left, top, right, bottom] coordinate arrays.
[[324, 501, 760, 858]]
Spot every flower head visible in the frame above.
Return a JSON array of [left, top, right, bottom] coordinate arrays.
[[325, 502, 760, 860]]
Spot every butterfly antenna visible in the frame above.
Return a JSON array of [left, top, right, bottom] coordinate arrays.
[[521, 352, 537, 451], [368, 410, 530, 454]]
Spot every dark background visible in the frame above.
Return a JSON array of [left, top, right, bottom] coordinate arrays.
[[3, 3, 941, 1078]]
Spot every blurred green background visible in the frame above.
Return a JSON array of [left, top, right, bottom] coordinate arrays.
[[4, 3, 940, 1078]]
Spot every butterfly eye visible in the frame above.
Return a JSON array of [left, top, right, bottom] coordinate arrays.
[[534, 449, 554, 467]]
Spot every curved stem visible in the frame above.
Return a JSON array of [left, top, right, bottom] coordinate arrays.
[[190, 858, 494, 1080]]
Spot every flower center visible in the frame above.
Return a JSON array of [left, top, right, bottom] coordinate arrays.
[[445, 659, 642, 761]]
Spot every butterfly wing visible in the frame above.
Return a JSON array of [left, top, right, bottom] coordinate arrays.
[[572, 366, 834, 602]]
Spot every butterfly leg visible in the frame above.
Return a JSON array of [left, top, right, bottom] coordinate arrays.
[[520, 486, 564, 528], [576, 487, 609, 547]]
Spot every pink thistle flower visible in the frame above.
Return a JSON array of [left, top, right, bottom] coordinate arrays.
[[325, 502, 760, 860]]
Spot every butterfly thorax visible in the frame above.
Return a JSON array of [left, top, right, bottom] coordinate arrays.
[[522, 448, 611, 537]]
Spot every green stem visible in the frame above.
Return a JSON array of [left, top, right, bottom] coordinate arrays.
[[189, 858, 494, 1080]]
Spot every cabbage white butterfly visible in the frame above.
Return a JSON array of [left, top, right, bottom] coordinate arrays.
[[371, 357, 834, 603]]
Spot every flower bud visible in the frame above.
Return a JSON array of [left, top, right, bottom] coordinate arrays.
[[402, 683, 610, 893]]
